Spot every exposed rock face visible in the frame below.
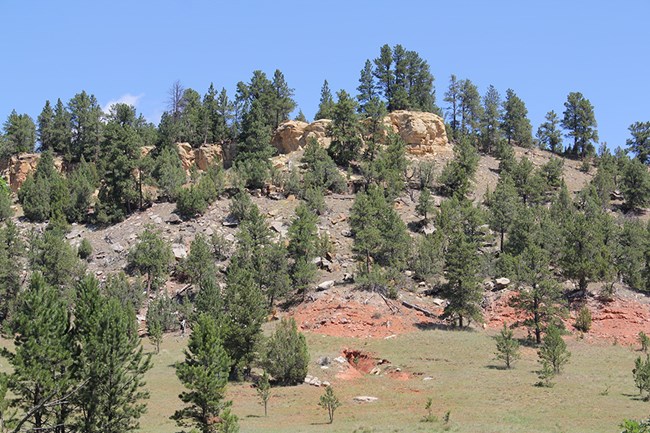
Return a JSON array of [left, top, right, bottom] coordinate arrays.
[[271, 119, 332, 154], [271, 111, 448, 156], [271, 120, 309, 154], [176, 143, 195, 171], [176, 143, 223, 171], [140, 146, 155, 158], [385, 110, 449, 155], [195, 145, 223, 170], [0, 153, 64, 192]]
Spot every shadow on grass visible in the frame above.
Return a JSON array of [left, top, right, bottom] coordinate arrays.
[[485, 364, 510, 371], [414, 322, 453, 331], [245, 415, 263, 418], [622, 392, 648, 401], [310, 421, 332, 426]]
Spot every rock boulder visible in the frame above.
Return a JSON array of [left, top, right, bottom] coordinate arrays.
[[195, 144, 223, 170], [271, 120, 309, 154], [176, 143, 195, 171], [385, 110, 449, 155]]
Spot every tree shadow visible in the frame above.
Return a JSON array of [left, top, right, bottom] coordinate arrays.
[[485, 364, 509, 371], [310, 421, 332, 426], [414, 322, 452, 331], [245, 415, 263, 418]]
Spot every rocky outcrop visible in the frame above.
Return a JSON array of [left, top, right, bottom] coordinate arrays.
[[271, 119, 332, 154], [176, 143, 223, 171], [0, 153, 64, 192], [385, 110, 449, 155], [271, 111, 449, 156], [195, 145, 223, 170]]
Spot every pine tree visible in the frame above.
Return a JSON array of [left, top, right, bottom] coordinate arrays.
[[271, 69, 296, 129], [444, 74, 461, 135], [538, 325, 570, 374], [315, 80, 335, 120], [480, 85, 502, 154], [537, 110, 563, 153], [4, 273, 74, 432], [0, 179, 12, 222], [153, 147, 186, 201], [357, 60, 377, 114], [263, 317, 309, 385], [416, 187, 434, 221], [487, 174, 520, 251], [318, 386, 341, 424], [621, 158, 650, 211], [236, 99, 274, 189], [127, 225, 173, 293], [172, 313, 236, 433], [458, 79, 483, 136], [501, 89, 532, 147], [29, 227, 84, 292], [287, 203, 319, 300], [495, 322, 520, 369], [182, 234, 217, 288], [2, 110, 36, 156], [73, 276, 152, 433], [627, 121, 650, 164], [37, 100, 55, 151], [256, 372, 271, 417], [327, 90, 362, 166], [68, 90, 103, 163], [437, 137, 480, 198], [561, 92, 598, 158]]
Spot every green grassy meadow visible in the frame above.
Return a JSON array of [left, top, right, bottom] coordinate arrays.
[[138, 329, 648, 433]]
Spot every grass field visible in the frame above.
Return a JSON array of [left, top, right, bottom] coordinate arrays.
[[137, 328, 649, 433]]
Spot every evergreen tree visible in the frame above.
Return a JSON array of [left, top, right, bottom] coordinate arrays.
[[536, 110, 563, 153], [444, 74, 461, 135], [271, 69, 296, 129], [2, 110, 36, 156], [0, 179, 12, 222], [621, 158, 650, 211], [480, 85, 502, 154], [627, 121, 650, 164], [538, 325, 570, 374], [37, 100, 55, 151], [318, 386, 341, 424], [256, 372, 271, 417], [29, 227, 84, 292], [0, 221, 22, 326], [416, 187, 434, 222], [66, 158, 97, 223], [172, 313, 237, 433], [487, 174, 520, 251], [127, 225, 173, 293], [96, 103, 143, 223], [68, 90, 103, 162], [263, 317, 309, 386], [328, 90, 362, 166], [458, 79, 483, 136], [73, 276, 152, 433], [561, 92, 598, 158], [183, 234, 217, 288], [4, 273, 74, 432], [302, 138, 347, 193], [315, 80, 335, 120], [495, 322, 520, 369], [357, 60, 377, 113], [153, 147, 186, 201], [294, 110, 307, 122], [235, 99, 274, 189], [50, 98, 72, 154], [437, 137, 480, 198], [501, 88, 532, 147], [287, 203, 319, 300]]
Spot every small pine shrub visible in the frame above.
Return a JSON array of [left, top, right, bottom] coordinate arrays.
[[78, 238, 93, 260], [574, 306, 592, 332]]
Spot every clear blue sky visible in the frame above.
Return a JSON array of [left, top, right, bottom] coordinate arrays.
[[2, 0, 649, 150]]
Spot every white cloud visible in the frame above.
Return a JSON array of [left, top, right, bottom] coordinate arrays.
[[102, 93, 144, 114]]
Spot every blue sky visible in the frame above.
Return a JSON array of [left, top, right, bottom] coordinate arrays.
[[2, 1, 649, 150]]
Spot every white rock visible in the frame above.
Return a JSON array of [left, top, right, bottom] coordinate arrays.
[[172, 244, 188, 260], [317, 280, 335, 291], [353, 396, 379, 402]]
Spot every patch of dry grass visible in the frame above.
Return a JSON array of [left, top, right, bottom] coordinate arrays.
[[137, 328, 648, 433]]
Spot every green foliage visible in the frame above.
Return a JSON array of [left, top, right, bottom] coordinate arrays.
[[302, 138, 347, 193], [29, 227, 84, 293], [153, 147, 186, 201], [128, 225, 173, 292], [627, 121, 650, 164], [303, 186, 326, 215], [362, 133, 408, 198], [315, 80, 335, 120], [620, 418, 650, 433], [263, 317, 309, 386], [621, 158, 650, 211], [18, 149, 68, 222], [574, 306, 592, 332], [176, 185, 208, 219], [536, 110, 563, 153], [288, 203, 319, 298], [2, 109, 36, 156], [538, 325, 570, 375], [68, 90, 104, 163], [66, 158, 97, 223], [416, 187, 434, 221], [444, 74, 461, 135], [480, 85, 502, 154], [256, 371, 271, 416], [318, 386, 341, 424], [78, 237, 93, 260], [228, 189, 254, 223], [458, 78, 483, 136], [182, 234, 217, 288], [634, 356, 650, 399], [540, 157, 565, 188], [0, 179, 12, 222], [561, 92, 598, 158], [73, 276, 152, 433], [328, 90, 362, 166], [350, 186, 410, 277], [639, 332, 650, 353], [103, 271, 145, 314], [486, 174, 519, 251], [495, 322, 520, 369], [501, 88, 532, 147], [438, 138, 479, 198], [410, 232, 444, 282], [0, 221, 23, 326], [172, 313, 236, 433]]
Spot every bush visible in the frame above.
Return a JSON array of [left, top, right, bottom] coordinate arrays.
[[228, 190, 254, 223], [639, 332, 650, 353], [176, 186, 207, 220], [78, 238, 93, 260], [263, 317, 309, 386], [574, 306, 592, 332]]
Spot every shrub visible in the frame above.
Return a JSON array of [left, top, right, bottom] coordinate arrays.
[[574, 306, 592, 332], [263, 317, 309, 386], [78, 238, 93, 260], [176, 186, 207, 220], [318, 386, 341, 424], [640, 332, 650, 353]]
